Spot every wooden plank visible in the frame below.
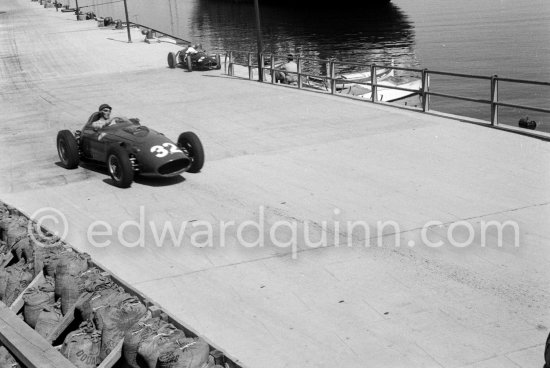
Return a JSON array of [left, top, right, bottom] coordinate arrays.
[[0, 301, 75, 368], [10, 270, 45, 313], [46, 302, 76, 344], [96, 339, 123, 368]]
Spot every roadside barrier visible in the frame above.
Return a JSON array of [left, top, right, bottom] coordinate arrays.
[[226, 50, 550, 138]]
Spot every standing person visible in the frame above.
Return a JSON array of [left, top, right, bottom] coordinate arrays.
[[275, 54, 298, 84]]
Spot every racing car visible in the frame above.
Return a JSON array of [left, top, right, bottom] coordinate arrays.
[[56, 112, 205, 188], [167, 46, 221, 71]]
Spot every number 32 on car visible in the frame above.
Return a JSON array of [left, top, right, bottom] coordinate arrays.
[[150, 143, 182, 158]]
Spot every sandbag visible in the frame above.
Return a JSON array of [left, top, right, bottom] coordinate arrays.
[[2, 262, 34, 306], [137, 324, 188, 368], [34, 245, 68, 277], [60, 321, 102, 368], [23, 281, 55, 328], [0, 269, 8, 300], [11, 237, 33, 264], [0, 346, 21, 368], [157, 338, 211, 368], [76, 286, 126, 322], [55, 252, 90, 314], [35, 302, 63, 340], [23, 277, 55, 328], [123, 318, 169, 368], [0, 214, 17, 243], [78, 268, 112, 293], [5, 217, 28, 248], [95, 296, 147, 359]]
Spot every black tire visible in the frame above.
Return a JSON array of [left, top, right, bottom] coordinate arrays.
[[106, 146, 134, 188], [178, 132, 204, 173], [167, 52, 176, 69], [57, 130, 79, 169]]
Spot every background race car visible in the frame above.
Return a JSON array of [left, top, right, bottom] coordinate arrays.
[[167, 45, 221, 72]]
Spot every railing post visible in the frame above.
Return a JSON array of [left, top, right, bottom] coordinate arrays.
[[330, 61, 336, 95], [227, 51, 234, 76], [297, 57, 302, 89], [259, 53, 265, 82], [325, 61, 330, 91], [491, 75, 499, 126], [370, 64, 378, 102], [224, 52, 228, 75], [248, 52, 253, 80], [270, 55, 275, 84], [421, 69, 430, 112]]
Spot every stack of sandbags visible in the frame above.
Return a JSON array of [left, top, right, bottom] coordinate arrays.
[[0, 346, 21, 368], [22, 277, 55, 328], [128, 319, 213, 368], [55, 251, 90, 314], [76, 284, 129, 321], [94, 296, 148, 359], [33, 245, 68, 278], [60, 321, 102, 368], [156, 338, 211, 368], [123, 318, 167, 367], [136, 323, 188, 368]]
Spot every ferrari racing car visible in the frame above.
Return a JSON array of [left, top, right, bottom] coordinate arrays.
[[167, 46, 221, 71], [56, 112, 205, 188]]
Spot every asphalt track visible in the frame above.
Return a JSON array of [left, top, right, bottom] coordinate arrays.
[[1, 1, 550, 367]]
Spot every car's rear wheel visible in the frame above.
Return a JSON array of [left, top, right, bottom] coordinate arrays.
[[178, 132, 204, 173], [167, 52, 177, 69], [57, 130, 79, 169], [106, 146, 134, 188]]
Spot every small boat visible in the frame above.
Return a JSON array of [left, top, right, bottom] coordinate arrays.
[[355, 77, 422, 102], [305, 67, 394, 91]]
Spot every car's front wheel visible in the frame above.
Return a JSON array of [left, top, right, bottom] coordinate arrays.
[[106, 146, 134, 188], [167, 52, 177, 69], [178, 132, 204, 173], [57, 130, 80, 169]]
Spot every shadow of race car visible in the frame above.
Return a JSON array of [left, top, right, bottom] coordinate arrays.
[[167, 48, 221, 72], [56, 112, 205, 188]]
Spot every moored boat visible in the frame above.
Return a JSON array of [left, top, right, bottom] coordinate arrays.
[[355, 77, 422, 102], [305, 67, 395, 91]]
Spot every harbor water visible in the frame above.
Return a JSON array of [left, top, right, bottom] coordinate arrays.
[[83, 0, 550, 130]]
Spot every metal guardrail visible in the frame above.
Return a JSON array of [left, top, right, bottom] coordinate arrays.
[[225, 50, 550, 130]]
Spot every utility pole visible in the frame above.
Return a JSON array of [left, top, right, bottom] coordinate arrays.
[[253, 0, 263, 81], [123, 0, 132, 42]]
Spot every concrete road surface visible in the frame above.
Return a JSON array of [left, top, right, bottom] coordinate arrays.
[[1, 1, 549, 367]]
